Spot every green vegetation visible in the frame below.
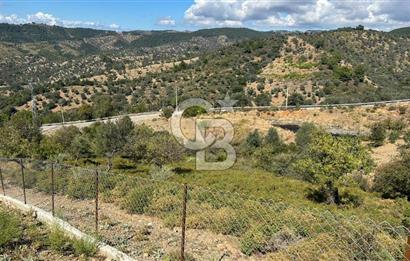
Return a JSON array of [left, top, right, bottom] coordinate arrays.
[[0, 209, 21, 247], [390, 26, 410, 37], [48, 227, 97, 257], [0, 206, 98, 259], [374, 147, 410, 201]]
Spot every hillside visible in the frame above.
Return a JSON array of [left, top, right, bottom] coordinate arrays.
[[1, 24, 410, 124], [390, 26, 410, 37]]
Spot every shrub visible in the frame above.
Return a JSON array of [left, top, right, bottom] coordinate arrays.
[[212, 207, 249, 236], [163, 251, 195, 261], [0, 210, 21, 247], [264, 127, 282, 145], [295, 123, 320, 149], [72, 238, 97, 257], [67, 172, 95, 200], [182, 106, 206, 117], [373, 160, 410, 200], [370, 124, 386, 147], [48, 227, 72, 253], [123, 186, 153, 214], [240, 224, 299, 255], [389, 130, 400, 144], [162, 107, 174, 119], [399, 106, 407, 115], [245, 129, 262, 149]]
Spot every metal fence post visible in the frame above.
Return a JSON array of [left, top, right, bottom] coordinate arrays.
[[0, 167, 5, 196], [20, 159, 26, 204], [180, 184, 188, 261], [95, 169, 99, 234], [51, 163, 55, 216], [405, 235, 410, 261]]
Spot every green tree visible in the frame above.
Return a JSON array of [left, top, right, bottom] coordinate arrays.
[[291, 132, 373, 203], [373, 149, 410, 200], [246, 130, 262, 149], [92, 95, 113, 118], [8, 111, 41, 142], [146, 131, 185, 166], [0, 125, 30, 158], [264, 127, 282, 146], [295, 123, 321, 149], [287, 93, 305, 106]]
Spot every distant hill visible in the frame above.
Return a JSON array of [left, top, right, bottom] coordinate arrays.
[[0, 23, 270, 46], [390, 27, 410, 37], [0, 23, 116, 43], [1, 24, 410, 122], [127, 27, 270, 48]]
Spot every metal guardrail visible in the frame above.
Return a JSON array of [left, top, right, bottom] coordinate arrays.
[[40, 99, 410, 129], [41, 111, 160, 128]]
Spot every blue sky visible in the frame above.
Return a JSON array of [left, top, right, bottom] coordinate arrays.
[[1, 0, 410, 31]]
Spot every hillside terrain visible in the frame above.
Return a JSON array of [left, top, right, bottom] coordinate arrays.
[[0, 24, 410, 125]]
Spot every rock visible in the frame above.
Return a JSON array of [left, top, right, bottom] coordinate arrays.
[[146, 222, 153, 229], [32, 211, 37, 219]]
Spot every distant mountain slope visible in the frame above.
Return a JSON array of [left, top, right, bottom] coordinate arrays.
[[127, 27, 270, 48], [0, 23, 116, 43], [1, 24, 410, 123], [390, 27, 410, 37]]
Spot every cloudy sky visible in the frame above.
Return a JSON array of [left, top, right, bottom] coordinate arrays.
[[0, 0, 409, 31]]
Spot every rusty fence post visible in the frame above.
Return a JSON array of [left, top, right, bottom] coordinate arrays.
[[20, 159, 26, 204], [180, 184, 188, 261], [95, 169, 99, 234], [405, 235, 410, 261], [51, 163, 55, 216], [0, 167, 5, 196]]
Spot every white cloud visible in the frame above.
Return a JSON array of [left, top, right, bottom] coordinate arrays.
[[0, 14, 25, 24], [0, 12, 121, 30], [184, 0, 410, 30], [27, 12, 58, 25], [157, 16, 176, 26]]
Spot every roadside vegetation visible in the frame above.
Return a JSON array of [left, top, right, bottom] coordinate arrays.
[[0, 109, 409, 258], [0, 205, 99, 260]]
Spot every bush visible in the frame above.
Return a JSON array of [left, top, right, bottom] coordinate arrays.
[[370, 124, 386, 147], [399, 106, 407, 115], [0, 210, 21, 247], [373, 160, 410, 200], [123, 186, 153, 214], [212, 207, 249, 236], [245, 129, 262, 149], [72, 238, 97, 257], [182, 106, 206, 117], [48, 227, 72, 253], [240, 224, 299, 255], [67, 172, 95, 200], [389, 130, 400, 144], [162, 107, 174, 119], [295, 123, 320, 149]]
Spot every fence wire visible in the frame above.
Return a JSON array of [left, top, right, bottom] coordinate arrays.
[[0, 158, 408, 261]]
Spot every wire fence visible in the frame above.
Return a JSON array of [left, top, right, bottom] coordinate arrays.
[[0, 157, 409, 261]]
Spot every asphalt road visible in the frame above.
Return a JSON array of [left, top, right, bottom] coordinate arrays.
[[41, 111, 161, 134]]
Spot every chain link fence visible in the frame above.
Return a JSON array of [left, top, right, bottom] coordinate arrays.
[[0, 157, 409, 261]]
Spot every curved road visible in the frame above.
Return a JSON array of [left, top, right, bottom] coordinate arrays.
[[41, 99, 410, 134], [41, 111, 161, 134]]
